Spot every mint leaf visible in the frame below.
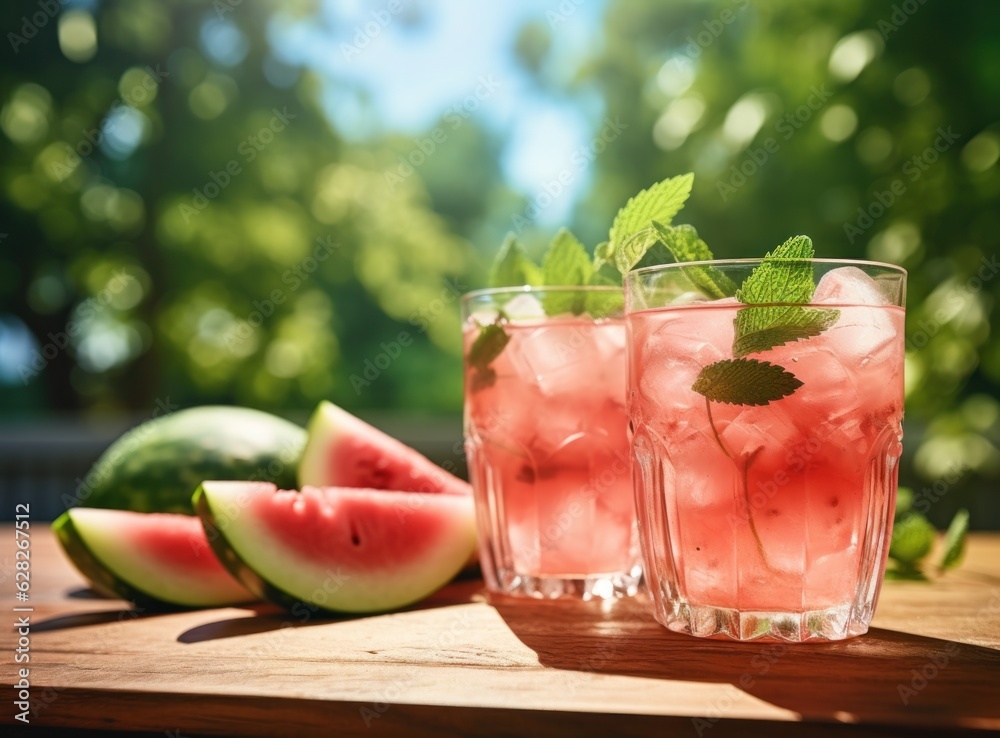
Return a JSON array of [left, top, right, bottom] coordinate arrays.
[[467, 316, 509, 391], [611, 173, 694, 273], [939, 508, 970, 571], [584, 265, 624, 318], [542, 228, 591, 285], [732, 235, 840, 356], [468, 320, 509, 370], [736, 235, 816, 304], [650, 221, 738, 298], [692, 358, 803, 406], [889, 512, 936, 565], [540, 228, 592, 315], [592, 240, 613, 271], [733, 307, 840, 357], [489, 234, 542, 288]]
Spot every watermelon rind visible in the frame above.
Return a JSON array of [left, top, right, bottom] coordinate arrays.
[[79, 406, 306, 515], [53, 509, 255, 609], [195, 481, 477, 614], [297, 401, 470, 496]]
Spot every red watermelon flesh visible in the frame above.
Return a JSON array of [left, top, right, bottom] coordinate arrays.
[[298, 401, 471, 496], [53, 508, 255, 608], [195, 481, 477, 613]]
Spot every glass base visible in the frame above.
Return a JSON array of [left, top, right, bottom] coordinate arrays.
[[490, 567, 643, 600], [658, 599, 870, 642]]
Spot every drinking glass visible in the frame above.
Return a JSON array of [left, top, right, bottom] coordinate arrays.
[[462, 286, 642, 599], [626, 260, 906, 640]]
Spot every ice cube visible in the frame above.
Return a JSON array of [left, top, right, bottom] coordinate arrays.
[[502, 292, 546, 320], [636, 304, 734, 412], [814, 267, 893, 307], [468, 309, 499, 326], [809, 268, 902, 379], [504, 324, 598, 396]]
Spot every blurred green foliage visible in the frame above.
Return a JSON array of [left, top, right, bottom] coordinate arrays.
[[0, 1, 997, 524]]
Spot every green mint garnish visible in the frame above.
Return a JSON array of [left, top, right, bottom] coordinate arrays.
[[540, 228, 592, 315], [889, 512, 936, 566], [939, 508, 970, 571], [467, 315, 510, 391], [692, 358, 803, 406], [584, 264, 625, 318], [692, 235, 837, 407], [611, 172, 694, 274], [591, 240, 614, 272], [731, 235, 840, 357], [650, 221, 738, 299], [489, 234, 543, 288]]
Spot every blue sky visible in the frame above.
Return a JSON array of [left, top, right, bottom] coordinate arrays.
[[269, 0, 608, 226]]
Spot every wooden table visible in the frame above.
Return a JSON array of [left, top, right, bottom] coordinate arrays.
[[2, 526, 999, 737]]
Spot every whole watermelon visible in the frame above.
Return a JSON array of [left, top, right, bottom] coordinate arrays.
[[73, 406, 306, 515]]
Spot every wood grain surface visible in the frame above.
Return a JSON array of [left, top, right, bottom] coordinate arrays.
[[2, 525, 999, 737]]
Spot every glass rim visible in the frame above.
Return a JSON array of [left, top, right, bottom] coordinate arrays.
[[461, 284, 621, 304], [626, 257, 908, 278]]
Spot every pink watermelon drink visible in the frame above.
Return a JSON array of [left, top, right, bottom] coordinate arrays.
[[626, 256, 906, 641], [462, 287, 642, 599]]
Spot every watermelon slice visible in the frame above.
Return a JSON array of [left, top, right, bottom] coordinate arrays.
[[298, 401, 471, 497], [53, 509, 255, 609], [195, 481, 476, 614]]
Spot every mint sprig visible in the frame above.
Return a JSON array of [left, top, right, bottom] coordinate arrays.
[[885, 501, 970, 580], [611, 173, 694, 273], [692, 236, 837, 407]]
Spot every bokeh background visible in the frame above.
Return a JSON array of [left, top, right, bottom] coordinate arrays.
[[0, 0, 997, 525]]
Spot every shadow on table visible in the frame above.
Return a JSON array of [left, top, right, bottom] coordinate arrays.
[[34, 605, 173, 632], [176, 578, 487, 643], [491, 594, 1000, 729]]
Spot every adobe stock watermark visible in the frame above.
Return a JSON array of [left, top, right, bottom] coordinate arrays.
[[359, 609, 478, 727], [50, 65, 169, 181], [213, 0, 244, 19], [897, 588, 1000, 705], [60, 397, 180, 509], [350, 277, 468, 394], [906, 253, 998, 349], [510, 116, 628, 233], [679, 0, 749, 61], [726, 429, 825, 527], [7, 0, 63, 54], [18, 269, 132, 384], [384, 76, 501, 192], [547, 0, 585, 27], [843, 126, 961, 243], [195, 439, 317, 558], [340, 0, 404, 61], [908, 464, 968, 516], [181, 107, 296, 223], [693, 643, 790, 735], [224, 235, 340, 351], [716, 85, 833, 202], [878, 0, 929, 40]]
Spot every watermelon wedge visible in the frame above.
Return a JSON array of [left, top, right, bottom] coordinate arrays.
[[195, 481, 477, 614], [53, 509, 255, 609], [298, 401, 471, 497]]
